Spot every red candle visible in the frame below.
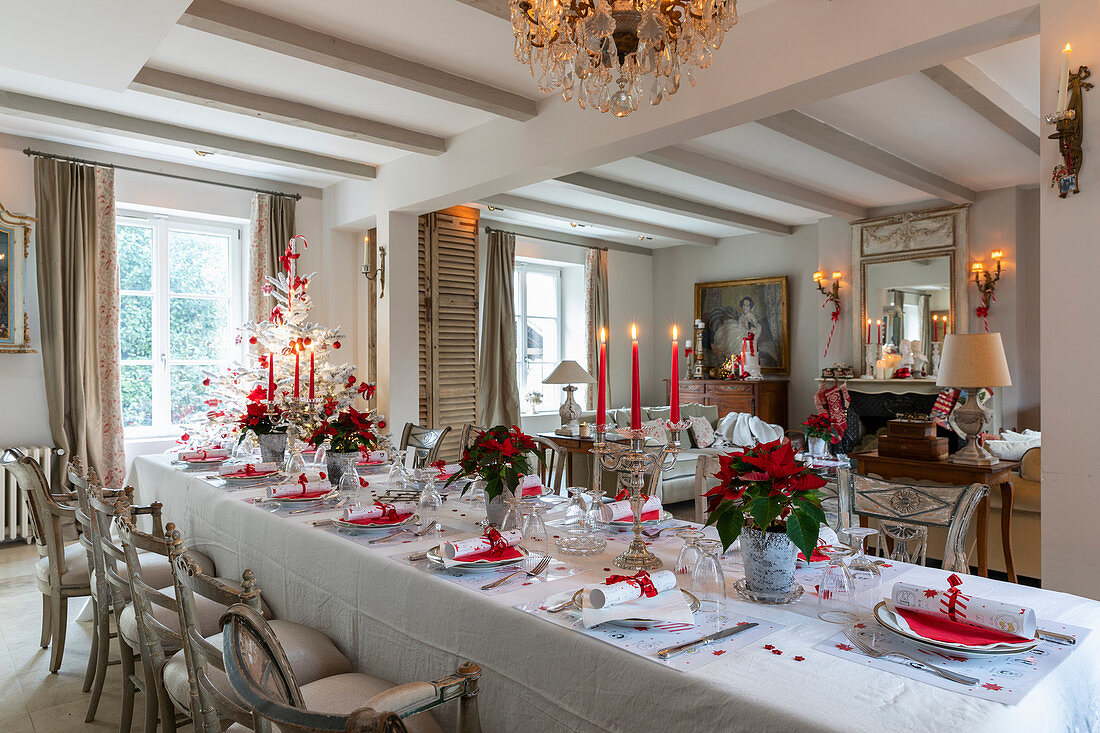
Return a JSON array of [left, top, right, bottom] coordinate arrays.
[[294, 345, 300, 399], [267, 351, 275, 401], [596, 327, 607, 429], [630, 324, 641, 430], [866, 318, 872, 344], [670, 325, 680, 423], [876, 320, 883, 345], [308, 346, 315, 400]]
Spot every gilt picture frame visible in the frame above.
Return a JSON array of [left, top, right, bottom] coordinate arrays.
[[0, 207, 34, 354], [694, 276, 789, 375]]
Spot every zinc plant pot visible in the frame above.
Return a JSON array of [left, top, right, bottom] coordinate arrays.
[[256, 432, 287, 465], [808, 436, 829, 458], [326, 451, 359, 486], [484, 484, 518, 527], [741, 526, 797, 597]]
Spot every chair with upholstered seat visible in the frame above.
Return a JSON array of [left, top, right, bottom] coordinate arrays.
[[837, 468, 989, 573], [2, 447, 86, 673], [165, 528, 355, 733], [528, 436, 566, 494], [399, 424, 452, 468], [221, 603, 483, 733]]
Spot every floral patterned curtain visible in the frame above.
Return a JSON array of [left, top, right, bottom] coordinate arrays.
[[585, 248, 609, 410], [247, 193, 272, 322]]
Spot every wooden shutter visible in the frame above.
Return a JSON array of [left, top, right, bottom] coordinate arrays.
[[418, 206, 479, 460]]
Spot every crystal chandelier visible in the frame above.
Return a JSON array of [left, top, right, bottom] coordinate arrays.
[[511, 0, 738, 117]]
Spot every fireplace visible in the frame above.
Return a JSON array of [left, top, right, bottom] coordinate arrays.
[[832, 381, 961, 454]]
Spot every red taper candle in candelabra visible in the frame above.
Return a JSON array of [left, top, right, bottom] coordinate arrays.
[[294, 344, 300, 399], [268, 351, 275, 401], [309, 345, 315, 400], [670, 325, 680, 423], [597, 327, 607, 429], [630, 324, 641, 430]]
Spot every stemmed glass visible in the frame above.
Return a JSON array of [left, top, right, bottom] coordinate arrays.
[[522, 504, 549, 564], [691, 538, 726, 634], [842, 526, 883, 617], [417, 477, 443, 537], [817, 544, 858, 624], [499, 495, 524, 534], [675, 529, 706, 592], [584, 487, 607, 534], [337, 456, 362, 503], [562, 487, 588, 537], [388, 452, 410, 488]]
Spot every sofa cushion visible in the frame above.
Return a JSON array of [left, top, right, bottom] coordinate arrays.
[[646, 406, 671, 422], [640, 420, 669, 445], [688, 416, 717, 448]]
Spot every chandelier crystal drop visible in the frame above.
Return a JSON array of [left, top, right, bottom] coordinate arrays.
[[511, 0, 738, 117]]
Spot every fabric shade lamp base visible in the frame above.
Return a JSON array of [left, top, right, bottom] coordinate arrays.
[[948, 392, 998, 466]]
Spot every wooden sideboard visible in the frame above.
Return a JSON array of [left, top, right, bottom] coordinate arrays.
[[663, 379, 788, 428]]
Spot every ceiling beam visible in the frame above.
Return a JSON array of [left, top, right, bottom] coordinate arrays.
[[921, 61, 1040, 155], [481, 193, 719, 246], [639, 146, 867, 221], [482, 217, 655, 256], [554, 173, 794, 236], [130, 67, 446, 156], [759, 111, 975, 204], [179, 0, 537, 122], [451, 0, 511, 20], [0, 89, 376, 179]]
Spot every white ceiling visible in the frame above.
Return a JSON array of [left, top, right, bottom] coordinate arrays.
[[0, 2, 1042, 247]]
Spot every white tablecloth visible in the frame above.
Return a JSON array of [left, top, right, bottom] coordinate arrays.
[[128, 456, 1100, 732]]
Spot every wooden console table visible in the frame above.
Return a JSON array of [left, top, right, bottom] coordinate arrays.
[[537, 432, 626, 487], [851, 450, 1020, 583], [664, 379, 788, 427]]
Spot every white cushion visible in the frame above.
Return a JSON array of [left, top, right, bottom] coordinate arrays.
[[35, 544, 215, 590], [119, 581, 273, 646], [301, 673, 442, 733], [987, 437, 1040, 461]]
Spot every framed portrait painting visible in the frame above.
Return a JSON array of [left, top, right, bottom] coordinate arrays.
[[694, 276, 789, 375]]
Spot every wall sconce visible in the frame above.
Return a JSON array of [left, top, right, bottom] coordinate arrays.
[[971, 251, 1003, 331], [1045, 44, 1093, 197], [813, 271, 843, 358], [361, 232, 386, 299]]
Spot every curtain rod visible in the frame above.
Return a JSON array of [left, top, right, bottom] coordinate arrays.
[[483, 225, 607, 252], [23, 148, 302, 201]]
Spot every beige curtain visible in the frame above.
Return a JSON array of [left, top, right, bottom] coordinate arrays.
[[585, 248, 610, 410], [477, 230, 521, 427], [247, 193, 297, 322], [33, 159, 125, 486]]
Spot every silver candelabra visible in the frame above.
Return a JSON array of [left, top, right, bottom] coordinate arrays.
[[592, 421, 687, 570]]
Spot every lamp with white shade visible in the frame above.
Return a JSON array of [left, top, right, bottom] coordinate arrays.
[[543, 360, 596, 435], [935, 333, 1012, 466]]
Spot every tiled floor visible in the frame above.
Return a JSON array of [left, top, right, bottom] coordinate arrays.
[[0, 542, 159, 733]]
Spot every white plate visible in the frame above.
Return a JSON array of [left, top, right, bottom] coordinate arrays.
[[573, 588, 701, 628], [608, 509, 673, 527], [425, 544, 527, 571], [333, 513, 418, 532], [223, 474, 283, 486], [872, 602, 1037, 659], [266, 490, 335, 504]]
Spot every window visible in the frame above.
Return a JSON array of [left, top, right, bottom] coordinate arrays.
[[117, 210, 244, 437], [514, 261, 573, 414]]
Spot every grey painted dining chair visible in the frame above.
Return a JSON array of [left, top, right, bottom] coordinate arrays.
[[837, 467, 989, 573], [692, 454, 723, 524], [1, 446, 86, 673], [529, 435, 566, 494], [399, 424, 452, 468], [458, 423, 486, 451], [220, 604, 484, 733]]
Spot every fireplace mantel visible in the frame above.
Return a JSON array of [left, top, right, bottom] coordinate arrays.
[[816, 377, 941, 395]]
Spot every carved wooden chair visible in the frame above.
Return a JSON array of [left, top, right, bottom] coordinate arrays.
[[459, 423, 486, 451], [399, 424, 452, 468], [837, 468, 989, 573], [221, 603, 483, 733], [165, 526, 356, 733], [692, 454, 723, 524], [1, 447, 87, 673], [528, 435, 566, 494]]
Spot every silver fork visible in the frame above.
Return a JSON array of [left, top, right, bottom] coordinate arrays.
[[480, 555, 551, 590], [368, 523, 436, 544], [842, 627, 978, 686], [641, 524, 691, 539], [289, 497, 348, 515]]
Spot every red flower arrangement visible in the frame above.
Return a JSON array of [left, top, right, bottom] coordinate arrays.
[[444, 425, 544, 502], [801, 412, 836, 443], [236, 386, 284, 440], [307, 406, 382, 453], [704, 439, 827, 562]]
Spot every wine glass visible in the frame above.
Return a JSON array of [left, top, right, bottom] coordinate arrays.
[[337, 456, 361, 502], [691, 538, 726, 634], [417, 480, 443, 537], [562, 487, 588, 537], [584, 487, 607, 533], [842, 526, 883, 617], [522, 503, 549, 563], [817, 544, 858, 624], [675, 529, 706, 592], [388, 452, 410, 488], [499, 495, 524, 534]]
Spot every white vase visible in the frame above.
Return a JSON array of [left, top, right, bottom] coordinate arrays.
[[741, 526, 797, 597], [808, 437, 829, 458], [256, 432, 287, 464]]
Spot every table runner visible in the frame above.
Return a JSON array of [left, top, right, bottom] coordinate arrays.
[[129, 455, 1100, 731]]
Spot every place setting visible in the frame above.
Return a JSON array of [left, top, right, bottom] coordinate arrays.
[[170, 446, 232, 471], [243, 472, 343, 516], [818, 574, 1089, 704]]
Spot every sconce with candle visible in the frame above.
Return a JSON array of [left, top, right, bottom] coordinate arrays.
[[972, 250, 1003, 332], [813, 270, 843, 358], [361, 231, 387, 298], [1046, 43, 1093, 197]]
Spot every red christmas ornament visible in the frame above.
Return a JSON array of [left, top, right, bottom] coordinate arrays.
[[249, 336, 258, 345], [333, 341, 341, 349], [202, 378, 211, 386], [378, 420, 386, 429], [304, 336, 312, 346]]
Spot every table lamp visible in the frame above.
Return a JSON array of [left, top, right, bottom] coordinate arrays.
[[935, 333, 1011, 466], [543, 360, 596, 435]]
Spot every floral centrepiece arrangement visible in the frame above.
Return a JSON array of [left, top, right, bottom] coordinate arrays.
[[801, 412, 836, 443], [237, 386, 284, 440], [704, 439, 827, 565], [308, 404, 385, 454], [445, 425, 544, 502]]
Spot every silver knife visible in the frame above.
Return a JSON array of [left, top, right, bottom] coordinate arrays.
[[656, 622, 758, 659]]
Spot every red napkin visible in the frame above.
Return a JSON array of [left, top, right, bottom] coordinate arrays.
[[454, 545, 524, 563], [797, 548, 830, 563], [521, 485, 544, 497], [223, 469, 277, 478], [896, 607, 1031, 647], [346, 512, 413, 526], [613, 509, 661, 522]]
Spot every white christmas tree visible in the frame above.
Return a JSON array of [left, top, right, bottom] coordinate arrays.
[[186, 236, 382, 448]]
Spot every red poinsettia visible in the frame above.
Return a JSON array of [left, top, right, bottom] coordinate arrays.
[[704, 439, 827, 562], [307, 406, 382, 453], [236, 385, 284, 439], [802, 412, 836, 442], [445, 425, 542, 502]]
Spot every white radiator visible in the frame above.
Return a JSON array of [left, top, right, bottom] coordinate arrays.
[[0, 445, 60, 542]]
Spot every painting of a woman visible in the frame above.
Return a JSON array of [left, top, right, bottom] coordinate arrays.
[[695, 276, 789, 374]]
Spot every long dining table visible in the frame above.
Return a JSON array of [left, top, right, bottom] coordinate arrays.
[[128, 455, 1100, 732]]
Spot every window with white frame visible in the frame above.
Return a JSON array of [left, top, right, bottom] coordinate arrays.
[[117, 210, 245, 437], [514, 260, 570, 414]]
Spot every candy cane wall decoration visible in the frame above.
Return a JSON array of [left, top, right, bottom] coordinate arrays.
[[813, 271, 843, 358]]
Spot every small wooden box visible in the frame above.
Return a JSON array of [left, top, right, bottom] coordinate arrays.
[[877, 435, 949, 461], [886, 419, 938, 439]]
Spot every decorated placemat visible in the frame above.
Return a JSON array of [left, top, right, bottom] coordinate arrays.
[[317, 523, 462, 549], [391, 551, 588, 597], [719, 553, 915, 590], [817, 620, 1089, 704], [516, 594, 782, 672]]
